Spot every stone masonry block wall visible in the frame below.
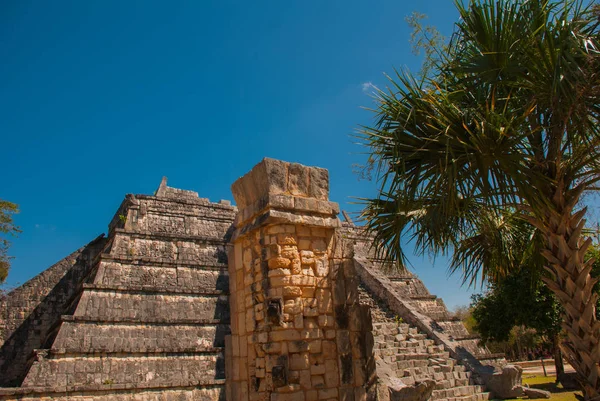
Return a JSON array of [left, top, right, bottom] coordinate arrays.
[[51, 321, 230, 352], [227, 158, 376, 401], [73, 289, 229, 321], [110, 233, 228, 265], [22, 353, 223, 387], [94, 261, 229, 292], [121, 194, 235, 240], [0, 236, 107, 386], [0, 386, 225, 401]]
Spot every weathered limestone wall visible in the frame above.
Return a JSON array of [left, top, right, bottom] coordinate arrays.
[[0, 235, 107, 386], [227, 158, 376, 401]]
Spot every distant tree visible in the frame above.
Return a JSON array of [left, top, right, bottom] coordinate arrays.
[[471, 268, 565, 374], [452, 305, 478, 335], [469, 237, 600, 379], [0, 200, 20, 284]]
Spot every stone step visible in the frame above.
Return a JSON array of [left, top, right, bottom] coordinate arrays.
[[420, 311, 451, 321], [394, 374, 466, 387], [22, 353, 225, 388], [432, 385, 485, 399], [477, 392, 491, 401], [372, 323, 407, 335], [388, 276, 417, 281], [359, 268, 488, 401], [388, 334, 437, 344], [51, 320, 230, 352], [374, 343, 444, 355], [452, 335, 481, 342], [82, 283, 228, 296], [46, 348, 225, 356], [431, 385, 476, 399], [389, 351, 450, 361], [0, 380, 226, 400], [391, 360, 456, 373], [474, 352, 505, 361], [61, 315, 228, 325], [433, 377, 471, 388], [95, 261, 229, 292], [398, 368, 471, 382], [374, 337, 436, 347], [378, 354, 451, 366], [72, 290, 230, 322], [100, 254, 228, 269], [435, 391, 490, 401], [112, 228, 229, 244], [109, 232, 228, 264], [375, 346, 444, 356], [406, 333, 428, 341], [409, 295, 437, 300]]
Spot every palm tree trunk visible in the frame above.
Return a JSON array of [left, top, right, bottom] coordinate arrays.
[[534, 189, 600, 400], [553, 334, 565, 382]]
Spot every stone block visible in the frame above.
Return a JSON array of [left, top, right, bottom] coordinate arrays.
[[269, 257, 291, 269], [290, 354, 310, 370], [318, 388, 338, 400], [270, 330, 301, 342], [324, 360, 339, 387], [283, 286, 303, 298], [308, 340, 322, 353], [288, 163, 309, 197], [310, 364, 326, 375], [270, 391, 304, 401], [311, 374, 325, 388], [308, 168, 329, 200]]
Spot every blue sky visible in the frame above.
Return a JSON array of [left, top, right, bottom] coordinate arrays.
[[1, 0, 481, 309]]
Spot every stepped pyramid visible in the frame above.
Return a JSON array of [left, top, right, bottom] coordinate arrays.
[[1, 180, 236, 399], [0, 159, 509, 401]]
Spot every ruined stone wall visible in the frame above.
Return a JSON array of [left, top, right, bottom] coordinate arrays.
[[0, 235, 107, 386], [227, 159, 376, 401]]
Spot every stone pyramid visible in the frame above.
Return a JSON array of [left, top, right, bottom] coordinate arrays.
[[0, 159, 510, 401]]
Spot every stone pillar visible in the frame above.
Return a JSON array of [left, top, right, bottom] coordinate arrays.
[[227, 158, 376, 401]]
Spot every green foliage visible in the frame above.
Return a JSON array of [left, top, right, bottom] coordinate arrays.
[[470, 245, 600, 344], [0, 200, 20, 284], [583, 244, 600, 315], [359, 0, 600, 280], [358, 1, 600, 394], [452, 305, 478, 334], [404, 12, 447, 79], [470, 269, 563, 343]]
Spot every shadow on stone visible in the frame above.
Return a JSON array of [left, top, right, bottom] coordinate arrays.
[[0, 236, 106, 387]]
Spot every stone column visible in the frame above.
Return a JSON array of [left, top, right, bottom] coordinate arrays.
[[227, 158, 376, 401]]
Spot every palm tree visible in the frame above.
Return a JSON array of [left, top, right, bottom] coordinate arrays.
[[359, 0, 600, 398]]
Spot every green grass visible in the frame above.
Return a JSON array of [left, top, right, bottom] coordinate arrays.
[[521, 375, 581, 401]]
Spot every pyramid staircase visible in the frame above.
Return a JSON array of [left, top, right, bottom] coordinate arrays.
[[341, 222, 499, 401], [6, 184, 236, 400], [359, 284, 490, 401], [384, 275, 495, 360], [373, 321, 489, 401]]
